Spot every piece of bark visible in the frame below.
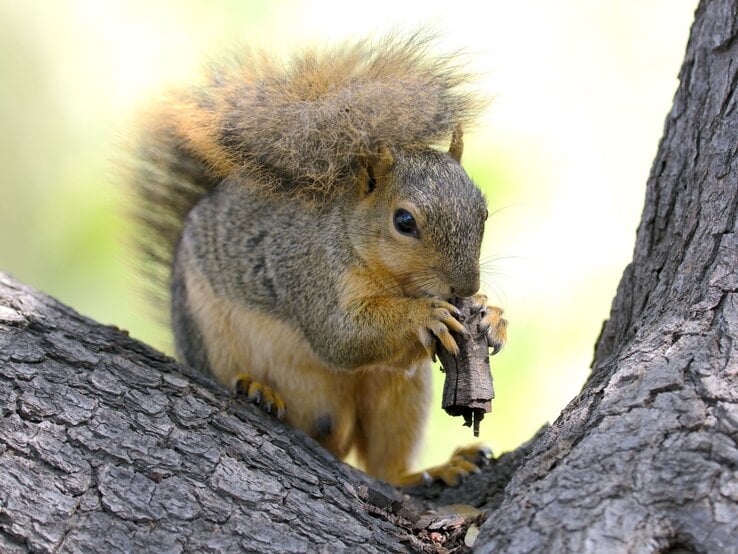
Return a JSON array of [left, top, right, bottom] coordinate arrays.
[[437, 297, 494, 437]]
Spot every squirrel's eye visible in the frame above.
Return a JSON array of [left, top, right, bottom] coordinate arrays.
[[393, 209, 419, 238]]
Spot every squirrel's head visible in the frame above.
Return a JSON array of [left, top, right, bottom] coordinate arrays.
[[350, 135, 487, 300]]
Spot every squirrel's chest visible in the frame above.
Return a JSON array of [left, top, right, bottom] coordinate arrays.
[[185, 265, 425, 457]]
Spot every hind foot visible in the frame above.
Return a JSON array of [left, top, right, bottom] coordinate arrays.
[[397, 444, 493, 487], [235, 374, 286, 420]]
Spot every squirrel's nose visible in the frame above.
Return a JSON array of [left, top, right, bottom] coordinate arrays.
[[451, 273, 480, 298]]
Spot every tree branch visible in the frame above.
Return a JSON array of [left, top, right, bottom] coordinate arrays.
[[0, 273, 422, 552]]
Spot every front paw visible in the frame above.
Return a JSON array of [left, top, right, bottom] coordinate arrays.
[[412, 298, 466, 357], [471, 294, 507, 355]]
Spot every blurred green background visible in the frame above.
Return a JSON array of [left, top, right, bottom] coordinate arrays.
[[0, 0, 697, 469]]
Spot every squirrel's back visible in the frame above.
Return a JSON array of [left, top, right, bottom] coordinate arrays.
[[128, 32, 484, 314]]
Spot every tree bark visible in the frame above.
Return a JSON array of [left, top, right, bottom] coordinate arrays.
[[1, 0, 737, 552], [0, 273, 428, 553], [471, 0, 738, 551]]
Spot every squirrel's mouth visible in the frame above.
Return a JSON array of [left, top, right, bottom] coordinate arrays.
[[399, 272, 452, 300]]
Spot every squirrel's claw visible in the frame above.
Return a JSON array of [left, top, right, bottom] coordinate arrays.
[[471, 294, 507, 356], [417, 298, 467, 357], [428, 444, 492, 487], [235, 375, 286, 420], [452, 443, 493, 466], [431, 321, 460, 356], [430, 456, 480, 487], [397, 444, 492, 488]]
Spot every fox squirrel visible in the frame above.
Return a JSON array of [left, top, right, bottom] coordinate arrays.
[[129, 33, 507, 486]]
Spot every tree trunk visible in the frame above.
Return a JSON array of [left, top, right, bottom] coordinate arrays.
[[1, 0, 736, 552], [470, 0, 738, 550]]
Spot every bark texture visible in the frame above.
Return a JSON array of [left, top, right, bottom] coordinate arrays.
[[1, 0, 737, 552], [0, 274, 417, 553], [474, 0, 738, 551]]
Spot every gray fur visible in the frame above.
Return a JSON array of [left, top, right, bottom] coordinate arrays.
[[390, 149, 486, 295], [129, 32, 488, 366], [170, 244, 211, 372], [176, 149, 486, 370]]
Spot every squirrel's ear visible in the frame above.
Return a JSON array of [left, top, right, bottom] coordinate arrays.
[[359, 146, 394, 196], [449, 126, 464, 163]]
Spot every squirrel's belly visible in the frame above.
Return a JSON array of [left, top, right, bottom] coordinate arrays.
[[184, 265, 358, 456]]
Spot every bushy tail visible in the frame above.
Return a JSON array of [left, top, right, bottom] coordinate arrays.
[[128, 31, 485, 317], [128, 110, 221, 315]]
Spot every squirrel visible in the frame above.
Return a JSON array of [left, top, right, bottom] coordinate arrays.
[[129, 32, 507, 487]]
